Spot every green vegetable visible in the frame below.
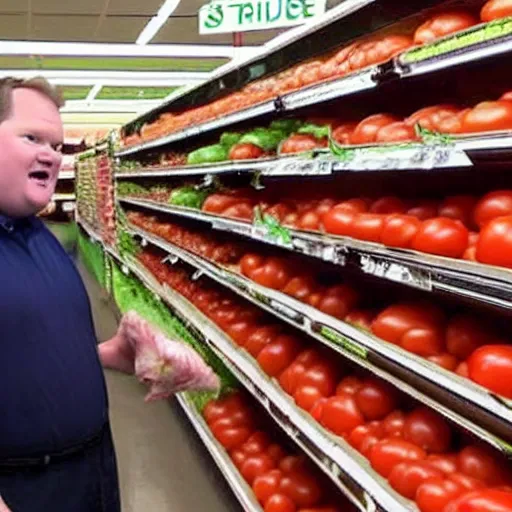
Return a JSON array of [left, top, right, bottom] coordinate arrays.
[[187, 144, 228, 165], [169, 186, 209, 209], [269, 119, 303, 135], [77, 232, 106, 287], [297, 123, 330, 139], [238, 128, 287, 151], [219, 132, 243, 150], [117, 182, 148, 196]]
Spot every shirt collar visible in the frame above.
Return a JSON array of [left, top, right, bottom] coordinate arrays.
[[0, 213, 37, 233]]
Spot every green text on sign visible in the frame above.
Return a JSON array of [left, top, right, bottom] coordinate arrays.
[[199, 0, 327, 34]]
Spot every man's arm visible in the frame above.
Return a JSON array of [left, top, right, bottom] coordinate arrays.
[[98, 333, 135, 374]]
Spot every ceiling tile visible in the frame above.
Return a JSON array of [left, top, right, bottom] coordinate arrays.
[[0, 0, 26, 14], [107, 0, 163, 16], [0, 14, 29, 40], [173, 0, 209, 16], [95, 16, 150, 43], [32, 0, 106, 15], [31, 14, 99, 42]]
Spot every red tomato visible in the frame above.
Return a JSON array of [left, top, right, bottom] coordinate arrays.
[[296, 210, 321, 231], [315, 198, 337, 217], [294, 386, 325, 412], [253, 469, 283, 505], [481, 0, 512, 21], [383, 411, 407, 438], [369, 438, 427, 477], [321, 208, 357, 237], [445, 315, 498, 360], [416, 477, 464, 512], [310, 397, 328, 422], [226, 321, 259, 346], [279, 455, 309, 474], [412, 217, 469, 258], [427, 353, 459, 371], [332, 198, 369, 213], [242, 431, 271, 455], [245, 326, 282, 357], [389, 461, 444, 499], [473, 190, 512, 228], [375, 122, 419, 143], [403, 407, 452, 454], [298, 361, 340, 397], [335, 376, 362, 396], [202, 194, 241, 213], [438, 195, 478, 228], [344, 310, 376, 331], [381, 214, 422, 248], [407, 200, 439, 221], [231, 448, 249, 471], [413, 12, 477, 45], [203, 393, 245, 424], [279, 471, 323, 507], [223, 202, 254, 221], [267, 444, 287, 464], [355, 377, 399, 421], [458, 445, 511, 486], [467, 345, 512, 398], [229, 143, 265, 160], [350, 114, 400, 145], [350, 213, 386, 243], [280, 134, 326, 154], [332, 123, 357, 144], [437, 109, 471, 134], [349, 421, 385, 451], [241, 453, 276, 485], [240, 253, 265, 277], [456, 361, 469, 377], [251, 258, 292, 290], [283, 276, 318, 301], [476, 215, 512, 268], [461, 101, 512, 133], [257, 335, 304, 377], [370, 196, 408, 214], [212, 425, 252, 450], [319, 393, 365, 436], [444, 489, 512, 512], [449, 472, 486, 492], [426, 454, 459, 474], [501, 91, 512, 101], [264, 493, 297, 512], [210, 409, 254, 431], [316, 293, 353, 320], [265, 203, 295, 222], [406, 105, 461, 130]]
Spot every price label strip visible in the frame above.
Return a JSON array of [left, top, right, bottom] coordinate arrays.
[[265, 158, 334, 176]]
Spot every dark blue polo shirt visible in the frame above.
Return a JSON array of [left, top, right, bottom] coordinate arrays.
[[0, 214, 108, 458]]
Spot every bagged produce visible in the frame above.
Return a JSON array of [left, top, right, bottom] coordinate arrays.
[[100, 311, 220, 402]]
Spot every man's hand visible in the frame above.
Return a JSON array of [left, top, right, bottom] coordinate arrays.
[[0, 496, 12, 512], [98, 333, 135, 375]]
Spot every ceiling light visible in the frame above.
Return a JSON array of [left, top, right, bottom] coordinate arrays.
[[136, 0, 182, 45]]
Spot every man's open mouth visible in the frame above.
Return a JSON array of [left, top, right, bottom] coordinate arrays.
[[28, 171, 51, 187]]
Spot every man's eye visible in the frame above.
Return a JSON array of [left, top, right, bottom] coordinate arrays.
[[23, 134, 38, 143], [52, 144, 63, 153]]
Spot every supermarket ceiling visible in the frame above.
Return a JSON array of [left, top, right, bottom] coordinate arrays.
[[0, 0, 345, 125]]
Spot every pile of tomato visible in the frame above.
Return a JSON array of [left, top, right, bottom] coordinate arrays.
[[137, 248, 512, 511], [203, 391, 353, 512], [121, 0, 512, 148]]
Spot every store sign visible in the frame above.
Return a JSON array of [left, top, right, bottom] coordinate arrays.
[[199, 0, 327, 34]]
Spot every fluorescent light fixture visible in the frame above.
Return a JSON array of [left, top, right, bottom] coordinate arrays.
[[0, 41, 261, 59], [86, 84, 102, 101], [0, 69, 210, 86], [136, 0, 182, 45]]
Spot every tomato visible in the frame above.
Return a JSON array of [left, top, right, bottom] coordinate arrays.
[[298, 361, 340, 397], [332, 123, 357, 144], [407, 200, 440, 221], [349, 421, 385, 451], [501, 91, 512, 101], [345, 310, 376, 331], [375, 122, 419, 143], [462, 101, 512, 133], [438, 195, 478, 228], [467, 345, 512, 398], [444, 489, 512, 512], [406, 105, 461, 132], [315, 198, 337, 217], [370, 196, 408, 214], [240, 253, 265, 277], [481, 0, 512, 21], [203, 393, 245, 424], [241, 453, 276, 485], [354, 377, 399, 421], [413, 12, 477, 45], [412, 217, 469, 258], [332, 198, 369, 213], [456, 361, 469, 377], [381, 214, 422, 248], [245, 326, 282, 357], [477, 215, 512, 268], [370, 438, 427, 477], [310, 397, 328, 422], [265, 203, 295, 222], [223, 202, 254, 221], [229, 143, 265, 160], [297, 210, 322, 231], [350, 114, 400, 145], [280, 134, 326, 155], [279, 455, 309, 474], [316, 293, 354, 320], [389, 461, 444, 499], [231, 448, 249, 471], [458, 445, 511, 486], [474, 190, 512, 228], [445, 315, 499, 360], [211, 305, 242, 329], [335, 376, 363, 396], [202, 194, 241, 214], [279, 471, 323, 507], [383, 411, 407, 438], [449, 472, 486, 492], [403, 407, 452, 454], [319, 393, 365, 436], [427, 353, 459, 371], [257, 335, 304, 377], [416, 477, 464, 512], [283, 276, 318, 301], [242, 431, 271, 455], [251, 258, 292, 290], [267, 444, 287, 464], [427, 454, 459, 474], [210, 409, 254, 431], [321, 208, 357, 237], [350, 213, 386, 243], [437, 108, 471, 134], [226, 320, 259, 346], [253, 469, 283, 505], [212, 425, 252, 450], [264, 493, 297, 512]]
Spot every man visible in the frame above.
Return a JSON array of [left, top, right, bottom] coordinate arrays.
[[0, 77, 128, 511]]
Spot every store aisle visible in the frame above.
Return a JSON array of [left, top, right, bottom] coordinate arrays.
[[78, 260, 241, 512]]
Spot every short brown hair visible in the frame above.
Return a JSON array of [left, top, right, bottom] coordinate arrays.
[[0, 76, 65, 122]]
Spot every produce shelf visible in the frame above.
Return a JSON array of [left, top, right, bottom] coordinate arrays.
[[76, 215, 102, 244], [175, 393, 263, 512], [120, 254, 417, 512], [119, 198, 512, 313], [128, 225, 512, 452]]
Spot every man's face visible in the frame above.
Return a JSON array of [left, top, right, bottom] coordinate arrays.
[[0, 87, 63, 217]]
